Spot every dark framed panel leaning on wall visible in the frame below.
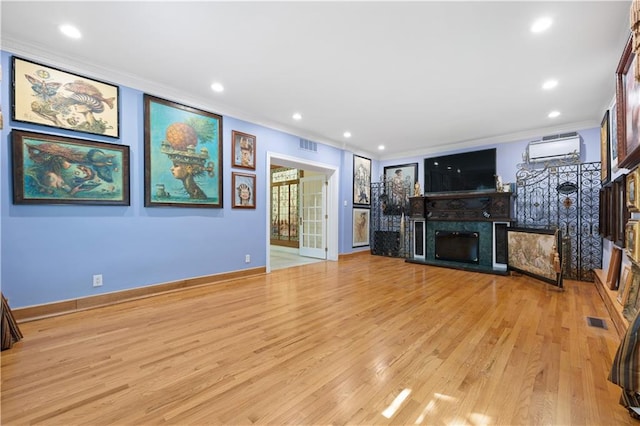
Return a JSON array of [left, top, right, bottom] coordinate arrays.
[[599, 183, 613, 241], [614, 174, 630, 247]]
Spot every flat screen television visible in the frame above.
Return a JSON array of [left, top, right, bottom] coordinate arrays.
[[424, 148, 496, 193]]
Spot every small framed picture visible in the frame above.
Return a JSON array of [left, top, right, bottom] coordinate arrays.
[[232, 172, 256, 209], [232, 130, 256, 170], [618, 265, 633, 305], [627, 168, 639, 211], [352, 207, 370, 247]]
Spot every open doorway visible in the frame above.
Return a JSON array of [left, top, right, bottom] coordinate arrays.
[[266, 152, 339, 272]]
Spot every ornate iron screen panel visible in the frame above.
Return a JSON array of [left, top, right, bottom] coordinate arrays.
[[515, 161, 602, 281], [370, 181, 412, 258]]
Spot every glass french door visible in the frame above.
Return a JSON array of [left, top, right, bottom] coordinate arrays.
[[299, 175, 327, 259]]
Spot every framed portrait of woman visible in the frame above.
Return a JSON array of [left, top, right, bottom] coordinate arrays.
[[144, 94, 223, 208], [352, 208, 370, 247], [232, 172, 256, 209]]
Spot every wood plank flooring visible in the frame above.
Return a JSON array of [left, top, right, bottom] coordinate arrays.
[[1, 254, 635, 425]]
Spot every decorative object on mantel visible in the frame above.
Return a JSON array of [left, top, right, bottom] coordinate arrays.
[[1, 293, 22, 351]]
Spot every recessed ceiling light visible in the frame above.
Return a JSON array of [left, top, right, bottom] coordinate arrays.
[[343, 131, 352, 138], [542, 79, 558, 90], [210, 82, 224, 93], [378, 145, 385, 150], [292, 112, 302, 120], [531, 17, 552, 33], [548, 110, 561, 118], [59, 24, 81, 39]]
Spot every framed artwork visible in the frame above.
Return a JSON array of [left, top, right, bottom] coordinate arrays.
[[231, 130, 256, 170], [626, 220, 640, 263], [610, 97, 619, 173], [627, 168, 639, 211], [11, 129, 129, 205], [144, 94, 223, 208], [614, 174, 629, 247], [12, 56, 119, 138], [623, 263, 640, 322], [618, 264, 632, 306], [600, 109, 610, 183], [353, 155, 371, 206], [382, 163, 418, 215], [599, 184, 614, 240], [616, 35, 640, 169], [606, 246, 623, 290], [352, 207, 370, 247], [232, 172, 256, 209], [507, 227, 562, 287]]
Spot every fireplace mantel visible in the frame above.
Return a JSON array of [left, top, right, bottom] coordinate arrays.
[[409, 191, 515, 222]]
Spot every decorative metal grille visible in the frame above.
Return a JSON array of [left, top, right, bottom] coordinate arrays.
[[370, 181, 413, 258], [515, 161, 602, 281]]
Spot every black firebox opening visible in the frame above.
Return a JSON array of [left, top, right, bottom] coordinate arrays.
[[435, 231, 480, 264]]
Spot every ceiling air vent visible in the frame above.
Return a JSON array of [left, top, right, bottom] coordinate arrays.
[[541, 131, 579, 141], [299, 138, 318, 152]]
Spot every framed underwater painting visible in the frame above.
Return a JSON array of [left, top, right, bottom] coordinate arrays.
[[12, 56, 119, 138], [11, 130, 129, 205], [144, 94, 223, 208]]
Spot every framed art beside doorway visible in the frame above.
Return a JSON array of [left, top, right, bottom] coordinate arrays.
[[231, 130, 256, 170], [353, 207, 370, 247], [353, 155, 371, 206], [232, 172, 256, 209]]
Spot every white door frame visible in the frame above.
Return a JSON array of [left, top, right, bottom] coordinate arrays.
[[266, 152, 339, 273]]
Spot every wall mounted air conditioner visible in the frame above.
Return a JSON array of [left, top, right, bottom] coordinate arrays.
[[527, 132, 581, 163]]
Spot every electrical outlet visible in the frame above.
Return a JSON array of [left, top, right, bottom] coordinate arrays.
[[245, 254, 250, 263], [93, 274, 103, 287]]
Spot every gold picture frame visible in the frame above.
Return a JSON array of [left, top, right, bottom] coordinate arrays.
[[627, 168, 640, 211], [626, 220, 640, 263], [618, 264, 633, 305]]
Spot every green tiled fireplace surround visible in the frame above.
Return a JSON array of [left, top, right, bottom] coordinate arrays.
[[426, 221, 493, 269]]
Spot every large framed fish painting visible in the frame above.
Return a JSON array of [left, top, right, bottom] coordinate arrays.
[[12, 56, 120, 138], [11, 130, 130, 205], [144, 94, 223, 208]]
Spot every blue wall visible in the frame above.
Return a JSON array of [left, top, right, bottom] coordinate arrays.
[[0, 50, 602, 308]]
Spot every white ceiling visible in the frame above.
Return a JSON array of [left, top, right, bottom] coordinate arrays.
[[0, 1, 632, 160]]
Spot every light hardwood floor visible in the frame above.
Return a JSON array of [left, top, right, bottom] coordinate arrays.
[[1, 254, 635, 425]]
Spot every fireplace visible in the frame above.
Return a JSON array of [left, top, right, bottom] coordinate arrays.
[[435, 230, 479, 264]]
